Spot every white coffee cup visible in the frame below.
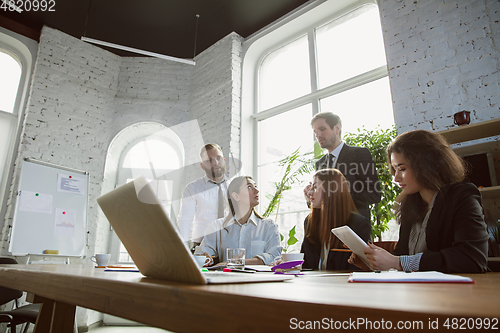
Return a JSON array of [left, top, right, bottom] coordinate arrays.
[[273, 252, 304, 269], [281, 253, 304, 262], [194, 255, 210, 268], [90, 254, 111, 267]]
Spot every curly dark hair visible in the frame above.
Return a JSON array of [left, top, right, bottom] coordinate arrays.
[[387, 130, 467, 224]]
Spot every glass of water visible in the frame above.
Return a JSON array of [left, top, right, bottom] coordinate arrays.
[[226, 248, 246, 269]]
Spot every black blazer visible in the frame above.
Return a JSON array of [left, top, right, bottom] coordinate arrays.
[[301, 212, 371, 271], [316, 144, 381, 219], [393, 183, 488, 273]]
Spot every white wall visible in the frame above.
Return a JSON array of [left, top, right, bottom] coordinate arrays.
[[379, 0, 500, 132]]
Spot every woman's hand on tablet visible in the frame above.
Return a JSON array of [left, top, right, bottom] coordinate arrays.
[[364, 243, 402, 271]]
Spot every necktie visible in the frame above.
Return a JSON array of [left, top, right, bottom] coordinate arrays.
[[217, 183, 225, 218], [210, 179, 226, 218], [327, 154, 335, 169]]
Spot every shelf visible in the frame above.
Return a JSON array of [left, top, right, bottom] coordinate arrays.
[[438, 118, 500, 144], [436, 118, 500, 199], [480, 186, 500, 199]]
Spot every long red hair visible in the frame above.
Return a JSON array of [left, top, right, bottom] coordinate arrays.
[[305, 169, 357, 248]]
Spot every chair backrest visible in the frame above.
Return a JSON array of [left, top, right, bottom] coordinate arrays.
[[0, 258, 23, 305], [373, 241, 398, 253]]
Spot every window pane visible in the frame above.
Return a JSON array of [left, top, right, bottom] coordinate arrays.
[[0, 51, 21, 113], [320, 77, 394, 135], [123, 139, 180, 170], [258, 105, 313, 253], [316, 5, 387, 88], [259, 35, 311, 111], [258, 104, 313, 167], [0, 112, 16, 190]]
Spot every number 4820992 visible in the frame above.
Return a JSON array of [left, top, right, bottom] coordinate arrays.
[[443, 317, 498, 330], [1, 0, 56, 12]]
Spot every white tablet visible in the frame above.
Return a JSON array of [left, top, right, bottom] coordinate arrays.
[[331, 225, 372, 270]]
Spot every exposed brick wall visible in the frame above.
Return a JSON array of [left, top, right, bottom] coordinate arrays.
[[113, 57, 192, 135], [1, 27, 120, 259], [189, 32, 244, 181], [379, 0, 500, 132]]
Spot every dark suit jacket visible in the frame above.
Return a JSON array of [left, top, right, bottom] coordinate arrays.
[[301, 212, 371, 271], [393, 183, 488, 273], [316, 144, 381, 220]]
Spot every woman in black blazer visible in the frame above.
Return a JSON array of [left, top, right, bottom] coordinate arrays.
[[349, 130, 488, 273], [301, 169, 371, 270]]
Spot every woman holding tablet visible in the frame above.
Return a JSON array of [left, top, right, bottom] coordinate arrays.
[[196, 176, 281, 266], [301, 169, 371, 270], [349, 130, 488, 273]]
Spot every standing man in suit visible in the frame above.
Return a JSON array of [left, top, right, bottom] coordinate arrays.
[[305, 112, 381, 220], [177, 143, 229, 251]]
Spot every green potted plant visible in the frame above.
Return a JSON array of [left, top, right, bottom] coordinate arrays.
[[262, 146, 320, 252], [344, 125, 400, 241], [281, 225, 298, 253]]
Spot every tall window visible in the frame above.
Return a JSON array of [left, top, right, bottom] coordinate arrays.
[[255, 3, 394, 249], [0, 50, 21, 113], [0, 49, 22, 210]]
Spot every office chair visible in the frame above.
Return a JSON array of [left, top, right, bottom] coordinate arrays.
[[373, 241, 398, 253], [0, 257, 41, 333]]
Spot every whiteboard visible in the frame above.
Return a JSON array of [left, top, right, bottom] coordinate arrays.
[[9, 158, 88, 256]]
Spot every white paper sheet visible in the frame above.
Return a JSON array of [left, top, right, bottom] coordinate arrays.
[[54, 208, 76, 237], [57, 174, 85, 195], [18, 191, 53, 214]]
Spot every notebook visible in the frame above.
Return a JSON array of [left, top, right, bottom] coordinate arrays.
[[97, 176, 293, 285]]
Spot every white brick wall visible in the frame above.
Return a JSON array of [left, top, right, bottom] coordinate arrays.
[[189, 32, 244, 182], [113, 57, 192, 135], [379, 0, 500, 132], [1, 27, 120, 259]]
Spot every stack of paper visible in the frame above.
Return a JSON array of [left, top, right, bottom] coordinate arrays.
[[348, 271, 474, 283]]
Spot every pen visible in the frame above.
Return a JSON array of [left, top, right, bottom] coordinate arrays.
[[222, 268, 255, 273]]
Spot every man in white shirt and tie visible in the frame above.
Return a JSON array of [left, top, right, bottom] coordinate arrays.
[[177, 143, 229, 250], [304, 112, 381, 220]]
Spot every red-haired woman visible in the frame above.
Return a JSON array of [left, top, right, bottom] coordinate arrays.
[[301, 168, 371, 270]]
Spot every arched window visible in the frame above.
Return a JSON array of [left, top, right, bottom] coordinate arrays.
[[242, 1, 395, 250], [103, 122, 185, 263]]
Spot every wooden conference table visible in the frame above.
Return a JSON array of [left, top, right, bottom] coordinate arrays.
[[0, 264, 499, 333]]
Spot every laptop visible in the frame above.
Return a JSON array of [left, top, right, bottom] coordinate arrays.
[[97, 176, 293, 284]]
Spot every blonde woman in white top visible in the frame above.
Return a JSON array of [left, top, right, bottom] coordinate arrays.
[[196, 176, 281, 266]]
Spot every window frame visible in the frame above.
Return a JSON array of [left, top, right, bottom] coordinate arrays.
[[254, 2, 387, 123], [0, 29, 38, 230], [241, 0, 392, 249], [241, 0, 385, 179]]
